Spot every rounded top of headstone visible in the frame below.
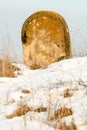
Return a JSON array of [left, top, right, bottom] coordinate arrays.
[[21, 10, 69, 45]]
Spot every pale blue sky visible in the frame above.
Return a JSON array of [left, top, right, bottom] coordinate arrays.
[[0, 0, 87, 61]]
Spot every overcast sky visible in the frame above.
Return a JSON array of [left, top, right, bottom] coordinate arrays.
[[0, 0, 87, 61]]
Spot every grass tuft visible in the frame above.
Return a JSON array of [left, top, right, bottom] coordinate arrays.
[[6, 103, 47, 119], [0, 55, 19, 77], [59, 122, 77, 130], [6, 104, 30, 119], [50, 107, 72, 120]]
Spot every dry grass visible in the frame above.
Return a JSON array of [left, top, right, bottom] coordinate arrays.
[[59, 122, 77, 130], [50, 107, 72, 120], [64, 89, 73, 98], [0, 55, 19, 77], [6, 104, 30, 119], [6, 103, 47, 119], [78, 79, 87, 87], [34, 107, 47, 113], [22, 89, 31, 94]]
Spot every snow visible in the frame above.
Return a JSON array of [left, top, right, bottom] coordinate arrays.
[[0, 56, 87, 130]]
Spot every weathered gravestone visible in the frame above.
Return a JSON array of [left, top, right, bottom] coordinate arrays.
[[21, 10, 72, 69]]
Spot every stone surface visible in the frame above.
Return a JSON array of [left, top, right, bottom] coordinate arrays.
[[21, 10, 72, 69]]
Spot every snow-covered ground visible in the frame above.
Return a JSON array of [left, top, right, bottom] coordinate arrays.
[[0, 57, 87, 130]]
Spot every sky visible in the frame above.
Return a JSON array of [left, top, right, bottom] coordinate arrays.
[[0, 0, 87, 62]]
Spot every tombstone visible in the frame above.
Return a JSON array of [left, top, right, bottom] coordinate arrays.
[[21, 10, 72, 69]]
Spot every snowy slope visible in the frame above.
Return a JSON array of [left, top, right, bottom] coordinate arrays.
[[0, 57, 87, 130]]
